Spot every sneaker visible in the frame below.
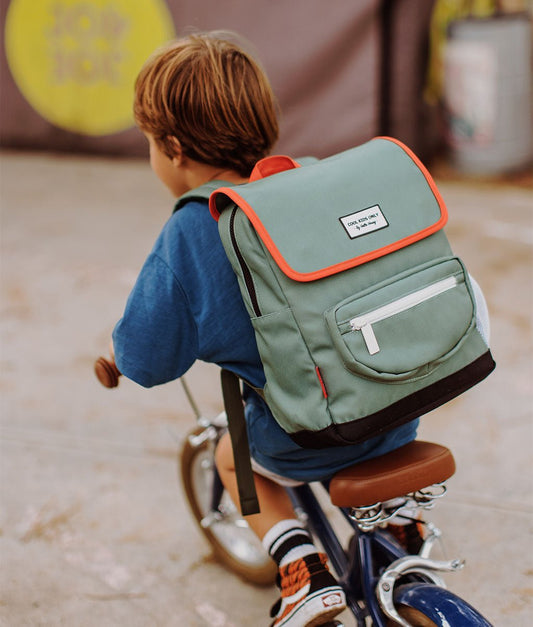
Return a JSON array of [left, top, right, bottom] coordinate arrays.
[[387, 521, 425, 554], [270, 553, 346, 627]]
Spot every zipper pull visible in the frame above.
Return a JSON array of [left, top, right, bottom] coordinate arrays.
[[350, 318, 380, 355], [350, 319, 380, 355], [358, 323, 380, 355]]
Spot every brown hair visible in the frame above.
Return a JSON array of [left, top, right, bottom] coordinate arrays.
[[134, 32, 279, 177]]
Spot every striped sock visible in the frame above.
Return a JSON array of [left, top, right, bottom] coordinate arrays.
[[262, 519, 317, 569]]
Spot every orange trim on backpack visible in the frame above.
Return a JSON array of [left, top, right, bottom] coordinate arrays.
[[316, 367, 328, 399], [209, 138, 449, 283], [249, 155, 301, 182], [375, 136, 449, 224]]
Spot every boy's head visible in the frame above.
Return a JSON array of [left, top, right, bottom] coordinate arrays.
[[134, 32, 279, 178]]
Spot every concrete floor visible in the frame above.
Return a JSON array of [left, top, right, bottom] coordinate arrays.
[[0, 150, 532, 626]]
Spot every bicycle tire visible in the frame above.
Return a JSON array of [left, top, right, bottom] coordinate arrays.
[[180, 429, 277, 586], [391, 582, 492, 626]]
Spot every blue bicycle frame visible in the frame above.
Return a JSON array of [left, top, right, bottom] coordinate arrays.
[[287, 483, 492, 627], [288, 483, 401, 626]]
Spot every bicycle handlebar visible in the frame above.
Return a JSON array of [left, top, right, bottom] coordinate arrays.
[[94, 356, 121, 388]]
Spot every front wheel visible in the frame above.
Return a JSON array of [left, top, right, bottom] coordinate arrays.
[[391, 583, 493, 626], [180, 429, 277, 586]]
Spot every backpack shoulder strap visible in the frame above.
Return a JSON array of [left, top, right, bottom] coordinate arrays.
[[173, 180, 228, 213], [220, 369, 260, 516]]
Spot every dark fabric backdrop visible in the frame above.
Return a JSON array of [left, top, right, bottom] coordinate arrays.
[[0, 0, 436, 160]]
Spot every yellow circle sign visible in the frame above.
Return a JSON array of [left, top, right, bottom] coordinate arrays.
[[5, 0, 175, 136]]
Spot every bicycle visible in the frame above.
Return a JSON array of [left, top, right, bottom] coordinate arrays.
[[95, 357, 492, 626]]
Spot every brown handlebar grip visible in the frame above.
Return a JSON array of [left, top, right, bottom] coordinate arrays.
[[94, 357, 121, 388]]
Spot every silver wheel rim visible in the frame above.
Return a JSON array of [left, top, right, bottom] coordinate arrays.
[[190, 448, 271, 569]]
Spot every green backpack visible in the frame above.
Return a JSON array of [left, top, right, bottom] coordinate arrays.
[[208, 137, 495, 514]]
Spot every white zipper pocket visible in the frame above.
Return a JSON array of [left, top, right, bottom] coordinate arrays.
[[350, 275, 460, 355]]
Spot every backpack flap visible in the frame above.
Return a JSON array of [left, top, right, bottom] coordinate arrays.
[[210, 137, 448, 282]]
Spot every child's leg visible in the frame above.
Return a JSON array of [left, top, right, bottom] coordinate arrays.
[[215, 433, 346, 626], [214, 432, 295, 539]]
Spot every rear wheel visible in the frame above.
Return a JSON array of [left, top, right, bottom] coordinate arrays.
[[180, 430, 277, 586]]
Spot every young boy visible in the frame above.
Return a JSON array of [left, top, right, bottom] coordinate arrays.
[[112, 32, 421, 626]]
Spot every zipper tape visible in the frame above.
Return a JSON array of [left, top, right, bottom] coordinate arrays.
[[350, 275, 460, 355]]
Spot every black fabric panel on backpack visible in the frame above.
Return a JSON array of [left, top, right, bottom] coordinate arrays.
[[290, 350, 496, 449]]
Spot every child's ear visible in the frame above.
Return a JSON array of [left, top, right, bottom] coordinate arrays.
[[167, 136, 183, 165]]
